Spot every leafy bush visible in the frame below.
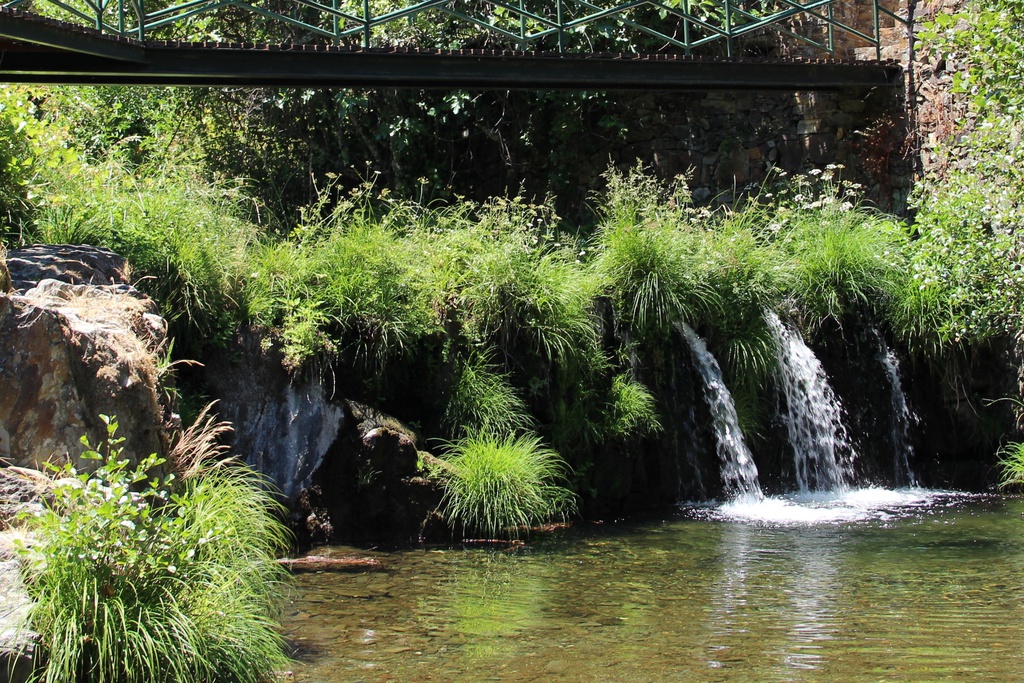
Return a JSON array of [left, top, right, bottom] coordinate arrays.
[[430, 433, 576, 538], [906, 0, 1024, 351], [18, 417, 291, 683], [890, 124, 1024, 351]]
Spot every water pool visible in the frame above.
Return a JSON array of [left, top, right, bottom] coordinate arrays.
[[283, 490, 1024, 682]]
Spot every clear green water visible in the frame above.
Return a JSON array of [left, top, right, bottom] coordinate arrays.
[[283, 490, 1024, 682]]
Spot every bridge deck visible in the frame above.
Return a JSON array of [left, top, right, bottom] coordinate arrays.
[[0, 8, 901, 89]]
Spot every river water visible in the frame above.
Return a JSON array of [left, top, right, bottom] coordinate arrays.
[[283, 490, 1024, 682]]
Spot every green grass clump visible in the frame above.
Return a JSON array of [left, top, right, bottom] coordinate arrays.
[[431, 433, 576, 538], [18, 417, 291, 683], [603, 373, 662, 438], [998, 439, 1024, 490], [453, 218, 598, 364], [30, 159, 255, 355], [777, 201, 906, 330], [593, 215, 712, 342], [443, 352, 535, 438]]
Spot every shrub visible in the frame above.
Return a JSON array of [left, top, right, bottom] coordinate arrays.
[[430, 432, 576, 539], [18, 417, 291, 683]]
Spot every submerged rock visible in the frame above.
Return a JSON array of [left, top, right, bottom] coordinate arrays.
[[0, 245, 175, 470]]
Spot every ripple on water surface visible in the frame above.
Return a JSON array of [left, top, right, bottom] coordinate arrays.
[[284, 490, 1024, 683]]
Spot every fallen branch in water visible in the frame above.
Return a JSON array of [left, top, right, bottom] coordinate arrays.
[[277, 555, 384, 572]]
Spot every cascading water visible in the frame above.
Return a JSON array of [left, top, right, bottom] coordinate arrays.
[[875, 333, 918, 486], [677, 322, 762, 500], [765, 312, 856, 493]]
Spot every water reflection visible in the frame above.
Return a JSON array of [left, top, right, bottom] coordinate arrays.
[[283, 494, 1024, 682]]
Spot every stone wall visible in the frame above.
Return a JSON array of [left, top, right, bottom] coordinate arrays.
[[552, 82, 914, 214], [552, 0, 921, 213], [907, 0, 969, 177]]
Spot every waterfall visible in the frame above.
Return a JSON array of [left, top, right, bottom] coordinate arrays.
[[766, 312, 856, 493], [677, 322, 762, 500], [876, 334, 918, 486]]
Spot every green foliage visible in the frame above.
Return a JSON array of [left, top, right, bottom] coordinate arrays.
[[908, 0, 1024, 351], [592, 167, 715, 340], [0, 87, 81, 242], [895, 168, 1024, 350], [998, 440, 1024, 490], [603, 373, 662, 438], [918, 0, 1024, 117], [430, 432, 576, 538], [18, 417, 291, 683], [443, 351, 535, 438], [455, 210, 598, 364], [243, 193, 438, 371], [29, 158, 254, 354], [769, 170, 907, 331]]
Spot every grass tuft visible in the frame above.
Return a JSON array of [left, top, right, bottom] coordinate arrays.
[[444, 352, 535, 438], [430, 432, 576, 539]]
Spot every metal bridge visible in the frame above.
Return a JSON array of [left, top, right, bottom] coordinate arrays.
[[0, 0, 906, 88]]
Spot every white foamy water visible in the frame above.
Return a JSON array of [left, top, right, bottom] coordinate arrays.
[[712, 488, 953, 525], [875, 332, 918, 486], [766, 312, 856, 493], [677, 322, 762, 499]]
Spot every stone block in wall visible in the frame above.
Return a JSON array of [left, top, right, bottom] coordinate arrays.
[[797, 119, 823, 135], [715, 143, 750, 185], [805, 133, 837, 165]]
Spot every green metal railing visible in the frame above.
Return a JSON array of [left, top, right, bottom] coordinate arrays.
[[2, 0, 907, 57]]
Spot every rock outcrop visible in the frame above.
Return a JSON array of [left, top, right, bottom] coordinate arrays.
[[207, 329, 440, 543], [4, 244, 129, 294], [0, 245, 174, 470]]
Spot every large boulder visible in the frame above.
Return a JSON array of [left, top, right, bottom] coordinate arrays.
[[0, 245, 174, 470], [4, 244, 129, 295]]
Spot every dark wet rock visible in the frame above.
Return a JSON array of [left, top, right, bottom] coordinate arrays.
[[204, 328, 346, 506], [207, 329, 441, 544], [299, 401, 441, 543]]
